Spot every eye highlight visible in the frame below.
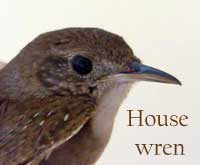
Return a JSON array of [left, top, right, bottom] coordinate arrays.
[[71, 55, 93, 75]]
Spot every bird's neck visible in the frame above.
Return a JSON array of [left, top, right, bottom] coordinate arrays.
[[43, 83, 133, 165], [75, 83, 133, 164]]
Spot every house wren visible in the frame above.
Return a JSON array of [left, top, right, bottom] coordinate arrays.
[[0, 28, 181, 165]]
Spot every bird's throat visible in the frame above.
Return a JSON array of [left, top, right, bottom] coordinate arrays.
[[91, 83, 133, 138]]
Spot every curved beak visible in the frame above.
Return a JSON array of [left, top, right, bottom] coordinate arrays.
[[102, 62, 181, 85]]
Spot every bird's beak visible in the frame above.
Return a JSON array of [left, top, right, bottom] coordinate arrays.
[[102, 62, 181, 85]]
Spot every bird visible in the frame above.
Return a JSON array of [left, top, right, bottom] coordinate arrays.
[[0, 28, 181, 165]]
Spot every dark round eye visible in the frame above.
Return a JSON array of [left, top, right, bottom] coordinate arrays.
[[71, 55, 93, 75]]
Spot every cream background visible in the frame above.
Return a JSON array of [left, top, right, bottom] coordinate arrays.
[[0, 0, 199, 164]]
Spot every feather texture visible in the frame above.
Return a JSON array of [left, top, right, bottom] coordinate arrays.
[[0, 95, 95, 164]]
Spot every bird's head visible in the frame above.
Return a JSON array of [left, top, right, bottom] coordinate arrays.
[[5, 28, 181, 99]]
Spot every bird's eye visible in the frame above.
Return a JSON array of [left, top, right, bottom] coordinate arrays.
[[71, 55, 93, 75]]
